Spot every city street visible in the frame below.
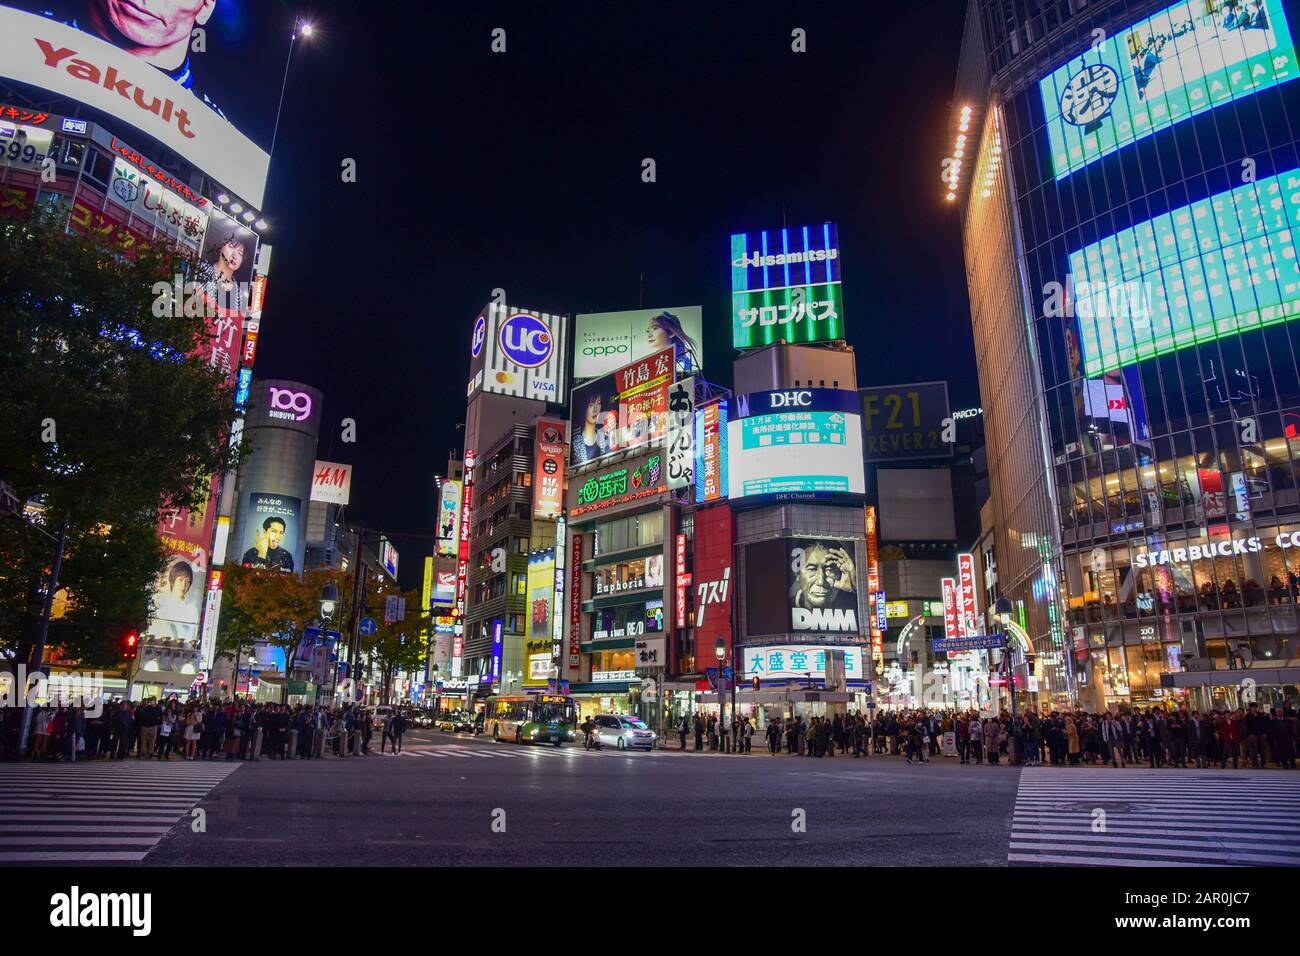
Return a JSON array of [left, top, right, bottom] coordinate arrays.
[[6, 732, 1298, 867]]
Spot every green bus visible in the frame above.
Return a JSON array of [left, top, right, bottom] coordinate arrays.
[[487, 694, 577, 746]]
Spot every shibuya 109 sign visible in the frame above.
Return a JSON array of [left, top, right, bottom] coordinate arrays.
[[730, 222, 844, 349], [1131, 530, 1300, 568]]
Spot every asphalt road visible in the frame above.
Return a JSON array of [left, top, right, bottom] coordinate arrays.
[[146, 732, 1022, 866]]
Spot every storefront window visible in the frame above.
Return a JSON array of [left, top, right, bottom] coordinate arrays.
[[593, 553, 664, 595], [594, 509, 664, 555], [591, 600, 663, 640]]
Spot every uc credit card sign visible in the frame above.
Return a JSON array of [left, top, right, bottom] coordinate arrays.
[[468, 302, 569, 402]]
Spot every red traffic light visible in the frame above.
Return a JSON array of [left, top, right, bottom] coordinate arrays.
[[122, 629, 139, 659]]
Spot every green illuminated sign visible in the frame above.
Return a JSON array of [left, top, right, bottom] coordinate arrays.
[[575, 455, 662, 506], [730, 224, 845, 349], [1071, 166, 1300, 376]]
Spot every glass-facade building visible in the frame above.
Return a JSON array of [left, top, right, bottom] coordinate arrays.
[[958, 0, 1300, 712]]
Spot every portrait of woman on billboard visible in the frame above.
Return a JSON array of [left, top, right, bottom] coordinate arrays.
[[195, 216, 254, 313], [571, 385, 617, 466], [646, 310, 700, 374]]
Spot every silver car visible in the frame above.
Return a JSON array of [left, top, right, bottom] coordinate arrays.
[[592, 714, 656, 751]]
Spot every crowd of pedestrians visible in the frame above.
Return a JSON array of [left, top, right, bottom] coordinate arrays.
[[669, 701, 1298, 769], [0, 697, 414, 762]]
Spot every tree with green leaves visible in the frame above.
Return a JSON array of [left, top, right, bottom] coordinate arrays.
[[365, 588, 426, 705], [0, 211, 239, 668]]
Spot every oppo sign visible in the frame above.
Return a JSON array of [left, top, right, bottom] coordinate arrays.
[[267, 387, 312, 422], [498, 313, 553, 368]]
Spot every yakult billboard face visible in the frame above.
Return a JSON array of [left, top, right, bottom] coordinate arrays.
[[468, 302, 569, 402], [0, 2, 283, 206]]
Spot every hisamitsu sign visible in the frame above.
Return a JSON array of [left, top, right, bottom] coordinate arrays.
[[931, 634, 1006, 654]]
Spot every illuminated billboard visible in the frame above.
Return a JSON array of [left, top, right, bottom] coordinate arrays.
[[0, 2, 284, 206], [574, 306, 703, 379], [1040, 0, 1299, 180], [533, 418, 566, 519], [1070, 166, 1300, 377], [524, 551, 555, 688], [730, 222, 844, 349], [437, 479, 461, 557], [569, 347, 675, 467], [467, 302, 569, 402], [860, 381, 951, 461], [694, 398, 728, 503], [727, 389, 865, 500], [238, 493, 301, 573]]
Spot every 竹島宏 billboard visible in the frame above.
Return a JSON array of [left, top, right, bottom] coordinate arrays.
[[468, 302, 568, 402], [573, 306, 703, 380], [570, 347, 675, 467], [0, 2, 288, 206]]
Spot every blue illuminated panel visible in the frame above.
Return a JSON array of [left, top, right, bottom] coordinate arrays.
[[1070, 166, 1300, 377], [1040, 0, 1298, 180]]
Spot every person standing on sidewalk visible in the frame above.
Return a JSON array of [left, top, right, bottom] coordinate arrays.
[[679, 714, 690, 751]]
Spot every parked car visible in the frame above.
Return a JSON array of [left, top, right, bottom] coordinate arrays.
[[592, 714, 656, 751], [406, 709, 434, 729]]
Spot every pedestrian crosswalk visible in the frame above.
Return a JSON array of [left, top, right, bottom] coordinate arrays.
[[384, 743, 671, 760], [0, 760, 241, 864], [1009, 767, 1300, 867]]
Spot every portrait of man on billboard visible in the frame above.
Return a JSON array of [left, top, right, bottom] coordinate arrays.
[[22, 1, 221, 106], [242, 515, 294, 571], [788, 539, 857, 632], [240, 493, 301, 573], [148, 554, 201, 640]]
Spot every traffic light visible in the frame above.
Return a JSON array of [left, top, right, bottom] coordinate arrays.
[[121, 629, 139, 660]]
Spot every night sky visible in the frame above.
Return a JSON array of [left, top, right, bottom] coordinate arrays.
[[252, 0, 974, 587]]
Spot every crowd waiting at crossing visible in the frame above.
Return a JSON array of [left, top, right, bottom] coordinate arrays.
[[676, 703, 1299, 768], [0, 699, 413, 762]]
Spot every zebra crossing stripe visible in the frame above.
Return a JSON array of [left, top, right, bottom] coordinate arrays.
[[1009, 768, 1300, 867], [0, 760, 240, 865]]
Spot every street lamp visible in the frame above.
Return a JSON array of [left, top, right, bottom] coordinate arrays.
[[715, 638, 726, 753]]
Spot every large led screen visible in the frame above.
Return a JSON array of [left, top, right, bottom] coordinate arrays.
[[1070, 165, 1300, 377], [730, 223, 844, 349], [0, 2, 288, 206], [727, 388, 865, 500], [1040, 0, 1298, 181]]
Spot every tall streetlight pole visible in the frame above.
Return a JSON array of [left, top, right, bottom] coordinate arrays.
[[715, 638, 726, 754]]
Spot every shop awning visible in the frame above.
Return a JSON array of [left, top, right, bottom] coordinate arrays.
[[1161, 666, 1300, 689]]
